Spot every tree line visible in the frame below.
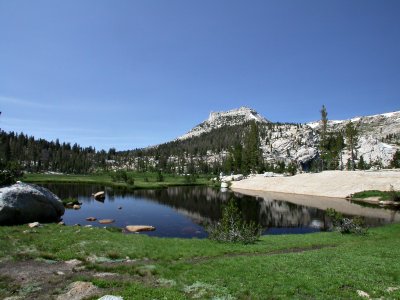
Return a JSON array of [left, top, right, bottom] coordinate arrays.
[[0, 131, 108, 174]]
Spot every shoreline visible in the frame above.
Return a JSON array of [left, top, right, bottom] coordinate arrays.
[[230, 170, 400, 199], [231, 188, 400, 222]]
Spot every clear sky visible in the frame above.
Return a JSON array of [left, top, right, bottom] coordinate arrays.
[[1, 0, 399, 151]]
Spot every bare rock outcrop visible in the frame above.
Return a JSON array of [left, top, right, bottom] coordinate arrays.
[[0, 183, 64, 225]]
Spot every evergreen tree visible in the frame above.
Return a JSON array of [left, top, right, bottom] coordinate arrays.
[[391, 150, 400, 168], [242, 122, 263, 174], [358, 155, 365, 170], [345, 121, 358, 171], [319, 105, 328, 170]]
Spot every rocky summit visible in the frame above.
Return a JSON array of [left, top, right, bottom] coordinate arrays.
[[178, 107, 269, 140]]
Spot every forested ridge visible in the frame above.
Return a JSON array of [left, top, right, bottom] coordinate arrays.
[[0, 121, 270, 175], [1, 107, 399, 177]]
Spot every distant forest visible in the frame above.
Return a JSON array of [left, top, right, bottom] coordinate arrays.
[[0, 121, 275, 175]]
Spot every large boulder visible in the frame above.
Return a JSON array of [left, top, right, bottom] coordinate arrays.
[[0, 183, 65, 225]]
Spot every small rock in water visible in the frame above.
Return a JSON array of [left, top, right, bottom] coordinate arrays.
[[99, 219, 115, 224], [118, 206, 122, 210], [221, 182, 229, 188], [72, 204, 81, 210], [125, 225, 155, 232], [93, 191, 105, 199], [28, 222, 40, 228], [84, 225, 93, 228], [86, 217, 97, 221]]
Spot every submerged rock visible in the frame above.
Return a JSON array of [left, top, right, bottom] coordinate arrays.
[[0, 183, 64, 225]]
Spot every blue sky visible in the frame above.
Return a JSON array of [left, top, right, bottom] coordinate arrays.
[[1, 0, 399, 150]]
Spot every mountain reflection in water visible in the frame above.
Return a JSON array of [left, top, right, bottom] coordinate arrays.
[[41, 184, 396, 238]]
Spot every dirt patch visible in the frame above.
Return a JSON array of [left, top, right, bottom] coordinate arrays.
[[0, 259, 127, 299]]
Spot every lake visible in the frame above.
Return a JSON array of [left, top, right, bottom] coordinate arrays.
[[41, 184, 399, 238]]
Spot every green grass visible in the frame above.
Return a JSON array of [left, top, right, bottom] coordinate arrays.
[[352, 190, 400, 201], [0, 223, 399, 299], [22, 172, 211, 190]]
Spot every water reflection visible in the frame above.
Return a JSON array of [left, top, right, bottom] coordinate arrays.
[[40, 184, 398, 238]]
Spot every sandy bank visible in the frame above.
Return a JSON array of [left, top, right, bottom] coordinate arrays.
[[231, 170, 400, 198]]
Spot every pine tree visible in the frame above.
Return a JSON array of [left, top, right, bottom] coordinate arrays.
[[391, 150, 400, 168], [242, 122, 262, 174], [345, 121, 358, 171], [319, 105, 328, 170], [358, 155, 365, 170]]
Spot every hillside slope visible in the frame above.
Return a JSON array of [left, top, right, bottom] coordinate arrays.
[[133, 108, 400, 172]]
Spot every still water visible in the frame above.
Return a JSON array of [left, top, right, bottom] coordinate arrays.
[[42, 184, 398, 238]]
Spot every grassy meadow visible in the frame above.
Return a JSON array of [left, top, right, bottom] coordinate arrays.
[[0, 223, 399, 299], [22, 172, 212, 190]]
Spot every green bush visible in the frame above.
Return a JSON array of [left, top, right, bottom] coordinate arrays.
[[0, 162, 22, 186], [326, 208, 367, 235], [207, 200, 262, 244], [156, 170, 164, 182], [111, 170, 134, 185], [184, 174, 197, 183], [127, 176, 135, 186], [389, 185, 400, 202]]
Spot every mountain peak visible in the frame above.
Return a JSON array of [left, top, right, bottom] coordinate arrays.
[[208, 107, 267, 123], [178, 107, 269, 140]]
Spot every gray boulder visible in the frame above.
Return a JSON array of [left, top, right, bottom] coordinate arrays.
[[0, 183, 65, 225]]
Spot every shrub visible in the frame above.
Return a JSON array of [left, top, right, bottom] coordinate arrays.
[[326, 208, 367, 235], [389, 185, 400, 202], [207, 200, 262, 244], [156, 170, 164, 182], [0, 162, 22, 186], [127, 176, 135, 186], [184, 174, 197, 183], [111, 170, 128, 182]]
